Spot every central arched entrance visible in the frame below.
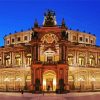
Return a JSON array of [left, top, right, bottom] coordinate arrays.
[[43, 70, 56, 91]]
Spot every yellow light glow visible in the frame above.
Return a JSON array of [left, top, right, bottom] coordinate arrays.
[[90, 78, 96, 82], [43, 70, 56, 91], [53, 78, 56, 86], [15, 78, 22, 81], [43, 79, 46, 86], [53, 78, 56, 91], [4, 78, 10, 82], [78, 78, 85, 82], [43, 79, 46, 90]]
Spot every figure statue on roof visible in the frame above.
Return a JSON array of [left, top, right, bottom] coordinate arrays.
[[43, 10, 57, 27], [34, 19, 38, 28]]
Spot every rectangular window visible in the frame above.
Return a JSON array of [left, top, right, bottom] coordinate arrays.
[[6, 40, 9, 44], [79, 37, 83, 41], [68, 57, 73, 65], [91, 40, 93, 43], [17, 37, 20, 41], [86, 38, 88, 42], [73, 36, 76, 41], [24, 36, 27, 41], [12, 39, 14, 42]]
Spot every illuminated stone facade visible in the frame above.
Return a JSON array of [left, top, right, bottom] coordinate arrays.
[[0, 10, 100, 92]]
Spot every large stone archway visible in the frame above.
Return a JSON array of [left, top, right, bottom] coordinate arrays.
[[43, 70, 56, 91], [31, 63, 68, 91]]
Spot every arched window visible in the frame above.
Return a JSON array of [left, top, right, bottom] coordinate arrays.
[[26, 54, 31, 65], [15, 54, 21, 66], [89, 55, 95, 66], [73, 36, 76, 41], [78, 54, 85, 66], [68, 54, 74, 66], [5, 55, 10, 66], [17, 37, 21, 41]]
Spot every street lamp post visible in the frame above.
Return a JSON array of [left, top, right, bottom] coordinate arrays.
[[4, 78, 10, 92]]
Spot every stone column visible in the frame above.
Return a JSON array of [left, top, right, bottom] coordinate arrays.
[[31, 46, 34, 62], [73, 50, 75, 65], [74, 50, 77, 66], [13, 52, 16, 66], [10, 36, 11, 45], [64, 68, 66, 83], [97, 52, 99, 65], [89, 36, 91, 44], [38, 45, 40, 61], [57, 68, 59, 89], [20, 51, 23, 67], [62, 45, 67, 62], [33, 68, 35, 84], [33, 68, 36, 90], [1, 52, 4, 65], [86, 51, 89, 66], [64, 46, 67, 62], [10, 52, 13, 65], [31, 69, 34, 88], [39, 68, 41, 83], [95, 52, 98, 66], [36, 45, 38, 61], [2, 52, 4, 65], [22, 51, 25, 67], [59, 44, 63, 61], [64, 67, 68, 90], [34, 46, 36, 61], [63, 46, 65, 61], [41, 68, 43, 90], [62, 45, 63, 61], [59, 44, 62, 61], [76, 51, 79, 66], [39, 68, 43, 90], [29, 33, 31, 41]]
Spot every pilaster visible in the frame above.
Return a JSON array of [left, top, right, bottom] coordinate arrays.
[[2, 52, 4, 65]]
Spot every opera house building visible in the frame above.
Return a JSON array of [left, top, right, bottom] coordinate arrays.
[[0, 10, 100, 92]]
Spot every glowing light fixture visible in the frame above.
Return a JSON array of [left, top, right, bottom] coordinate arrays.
[[15, 78, 22, 81], [4, 78, 10, 82], [78, 78, 85, 82], [90, 78, 96, 82]]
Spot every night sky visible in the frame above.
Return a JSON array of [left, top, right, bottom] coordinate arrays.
[[0, 0, 100, 46]]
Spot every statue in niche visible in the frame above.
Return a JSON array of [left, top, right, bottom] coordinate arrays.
[[31, 31, 38, 40], [61, 31, 68, 40]]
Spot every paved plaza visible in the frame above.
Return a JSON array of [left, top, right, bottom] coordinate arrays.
[[0, 92, 100, 100]]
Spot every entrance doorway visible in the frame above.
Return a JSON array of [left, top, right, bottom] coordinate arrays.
[[43, 70, 56, 91]]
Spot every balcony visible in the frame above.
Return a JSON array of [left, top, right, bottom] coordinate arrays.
[[40, 60, 66, 66], [42, 61, 58, 65]]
